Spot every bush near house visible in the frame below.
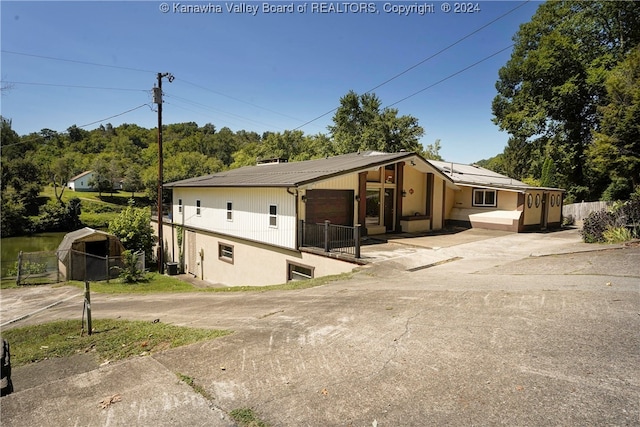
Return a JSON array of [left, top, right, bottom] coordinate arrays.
[[581, 189, 640, 243]]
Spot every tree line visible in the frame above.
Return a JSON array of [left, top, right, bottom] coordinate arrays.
[[481, 0, 639, 203], [2, 1, 638, 237], [0, 90, 442, 237]]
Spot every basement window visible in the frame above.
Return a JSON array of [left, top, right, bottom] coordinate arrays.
[[288, 261, 314, 281], [218, 243, 234, 264], [472, 189, 496, 207]]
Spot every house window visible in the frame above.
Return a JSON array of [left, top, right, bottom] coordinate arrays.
[[218, 243, 234, 264], [226, 201, 233, 221], [535, 194, 541, 208], [196, 200, 201, 216], [527, 193, 533, 208], [473, 189, 496, 207], [178, 199, 183, 213], [550, 195, 555, 207], [288, 261, 314, 281], [269, 204, 277, 227], [366, 189, 381, 225], [384, 164, 395, 183]]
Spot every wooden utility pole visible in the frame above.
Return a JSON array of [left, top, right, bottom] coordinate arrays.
[[153, 72, 174, 273]]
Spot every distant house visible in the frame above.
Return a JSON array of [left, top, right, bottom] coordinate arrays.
[[67, 170, 123, 192], [67, 171, 95, 191], [430, 160, 565, 232], [157, 151, 564, 287]]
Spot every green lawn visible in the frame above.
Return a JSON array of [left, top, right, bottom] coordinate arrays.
[[2, 319, 231, 367], [60, 271, 352, 294], [39, 186, 150, 228]]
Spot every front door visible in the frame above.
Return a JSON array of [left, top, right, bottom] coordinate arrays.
[[540, 193, 549, 230], [384, 189, 395, 232]]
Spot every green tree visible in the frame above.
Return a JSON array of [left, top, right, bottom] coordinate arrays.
[[109, 205, 156, 262], [122, 165, 144, 197], [540, 157, 558, 188], [422, 139, 443, 161], [492, 0, 640, 198], [587, 46, 640, 198], [89, 157, 115, 196], [329, 90, 424, 154], [48, 153, 80, 204]]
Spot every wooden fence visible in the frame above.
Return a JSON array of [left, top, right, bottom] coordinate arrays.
[[563, 201, 612, 222]]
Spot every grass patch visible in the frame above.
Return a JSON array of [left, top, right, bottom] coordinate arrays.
[[61, 272, 353, 294], [230, 408, 270, 427], [2, 319, 231, 368], [62, 273, 200, 294], [177, 373, 213, 400]]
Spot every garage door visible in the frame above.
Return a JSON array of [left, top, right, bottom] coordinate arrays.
[[305, 189, 354, 226]]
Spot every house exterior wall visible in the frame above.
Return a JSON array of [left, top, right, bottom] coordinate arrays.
[[523, 190, 563, 229], [68, 172, 95, 191], [158, 222, 354, 286], [401, 167, 426, 217], [172, 187, 297, 250]]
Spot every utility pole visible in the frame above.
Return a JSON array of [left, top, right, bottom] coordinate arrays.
[[153, 72, 174, 273]]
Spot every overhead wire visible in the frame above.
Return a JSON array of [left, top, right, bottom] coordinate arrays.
[[1, 80, 148, 92], [2, 1, 530, 136], [293, 0, 530, 130]]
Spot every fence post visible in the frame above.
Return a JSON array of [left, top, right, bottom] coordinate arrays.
[[354, 224, 361, 259], [15, 251, 23, 286], [324, 220, 330, 253], [83, 281, 92, 336]]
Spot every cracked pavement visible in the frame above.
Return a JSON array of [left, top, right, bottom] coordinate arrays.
[[1, 228, 639, 426]]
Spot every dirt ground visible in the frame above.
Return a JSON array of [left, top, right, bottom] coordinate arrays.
[[1, 229, 639, 426]]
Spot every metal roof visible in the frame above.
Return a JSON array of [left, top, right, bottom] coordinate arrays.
[[165, 151, 433, 188], [429, 160, 564, 192]]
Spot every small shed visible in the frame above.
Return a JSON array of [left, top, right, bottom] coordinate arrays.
[[57, 228, 126, 281]]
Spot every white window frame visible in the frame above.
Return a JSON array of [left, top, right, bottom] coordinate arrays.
[[196, 199, 201, 216], [269, 204, 278, 228], [287, 261, 314, 281], [218, 242, 234, 264], [472, 189, 497, 207], [226, 201, 233, 221]]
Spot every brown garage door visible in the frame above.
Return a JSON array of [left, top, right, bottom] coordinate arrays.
[[305, 189, 354, 226]]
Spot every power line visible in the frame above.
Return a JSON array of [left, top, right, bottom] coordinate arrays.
[[174, 77, 304, 122], [1, 103, 153, 149], [294, 1, 531, 131], [3, 49, 303, 125], [78, 103, 152, 128], [164, 92, 285, 131], [1, 80, 148, 92], [1, 50, 156, 74], [387, 44, 515, 107], [364, 0, 530, 94]]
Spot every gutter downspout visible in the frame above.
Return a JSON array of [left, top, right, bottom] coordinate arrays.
[[287, 187, 299, 249]]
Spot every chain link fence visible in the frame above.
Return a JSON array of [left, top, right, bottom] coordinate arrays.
[[2, 250, 144, 285]]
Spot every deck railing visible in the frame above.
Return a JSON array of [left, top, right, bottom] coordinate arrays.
[[299, 220, 361, 259]]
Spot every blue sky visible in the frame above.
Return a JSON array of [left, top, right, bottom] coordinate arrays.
[[1, 1, 541, 163]]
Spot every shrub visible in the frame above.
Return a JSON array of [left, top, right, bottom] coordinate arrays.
[[114, 250, 147, 283], [603, 226, 633, 244], [7, 260, 48, 277], [581, 210, 616, 242], [581, 195, 640, 243]]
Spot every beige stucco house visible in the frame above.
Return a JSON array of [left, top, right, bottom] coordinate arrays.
[[157, 151, 564, 286]]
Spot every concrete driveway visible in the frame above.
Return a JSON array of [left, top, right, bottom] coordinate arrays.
[[1, 228, 639, 426]]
